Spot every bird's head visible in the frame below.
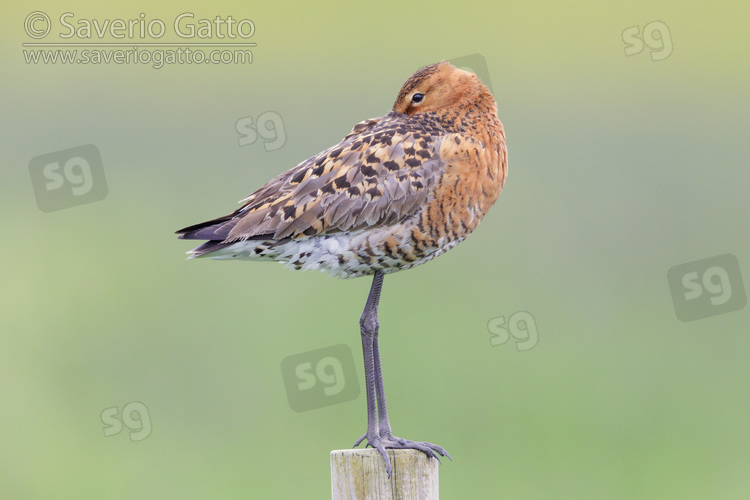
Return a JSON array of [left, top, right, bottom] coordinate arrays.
[[392, 61, 495, 117]]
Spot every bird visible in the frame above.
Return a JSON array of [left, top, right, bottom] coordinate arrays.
[[176, 61, 508, 477]]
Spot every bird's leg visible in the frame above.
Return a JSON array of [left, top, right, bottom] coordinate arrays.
[[352, 271, 451, 477], [372, 335, 401, 441], [353, 271, 392, 473]]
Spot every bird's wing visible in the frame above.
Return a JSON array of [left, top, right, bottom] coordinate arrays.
[[178, 114, 446, 243]]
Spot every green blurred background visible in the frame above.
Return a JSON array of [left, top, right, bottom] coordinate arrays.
[[2, 0, 748, 498]]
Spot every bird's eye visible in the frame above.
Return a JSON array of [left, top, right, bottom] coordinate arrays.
[[411, 93, 424, 103]]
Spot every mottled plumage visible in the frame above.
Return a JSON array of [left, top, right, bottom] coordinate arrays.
[[177, 61, 508, 476], [177, 61, 507, 278]]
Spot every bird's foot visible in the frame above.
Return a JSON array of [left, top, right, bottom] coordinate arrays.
[[353, 431, 451, 477]]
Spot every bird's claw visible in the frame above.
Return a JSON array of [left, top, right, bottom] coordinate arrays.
[[353, 433, 366, 448], [353, 431, 451, 477]]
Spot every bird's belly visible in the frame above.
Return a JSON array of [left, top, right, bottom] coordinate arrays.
[[207, 225, 465, 279]]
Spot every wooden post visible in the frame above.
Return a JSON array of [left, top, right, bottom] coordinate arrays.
[[330, 449, 439, 500]]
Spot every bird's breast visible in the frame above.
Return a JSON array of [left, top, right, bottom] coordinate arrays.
[[417, 120, 507, 244]]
